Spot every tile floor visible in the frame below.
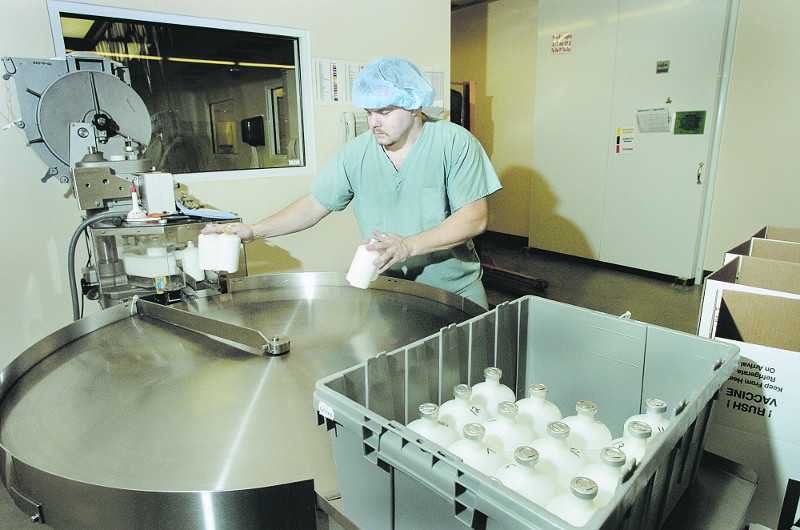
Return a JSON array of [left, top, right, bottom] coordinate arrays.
[[478, 232, 703, 333]]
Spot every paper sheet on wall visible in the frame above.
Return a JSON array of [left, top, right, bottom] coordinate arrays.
[[636, 107, 671, 133], [313, 58, 446, 108], [313, 58, 366, 105], [616, 127, 635, 154]]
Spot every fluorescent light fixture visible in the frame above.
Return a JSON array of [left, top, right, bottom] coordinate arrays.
[[238, 62, 295, 69], [167, 57, 236, 65], [60, 16, 94, 39], [90, 50, 162, 61]]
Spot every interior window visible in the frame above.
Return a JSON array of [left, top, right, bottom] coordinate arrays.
[[49, 2, 311, 177]]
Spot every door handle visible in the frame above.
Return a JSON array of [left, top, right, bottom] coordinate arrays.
[[696, 162, 704, 185]]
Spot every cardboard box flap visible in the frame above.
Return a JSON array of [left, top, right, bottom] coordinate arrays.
[[715, 289, 800, 352], [749, 238, 800, 264], [764, 226, 800, 243], [723, 226, 800, 265], [734, 256, 800, 295]]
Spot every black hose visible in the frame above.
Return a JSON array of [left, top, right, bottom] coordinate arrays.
[[68, 211, 124, 321]]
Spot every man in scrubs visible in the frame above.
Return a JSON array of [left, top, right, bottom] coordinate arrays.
[[203, 57, 501, 308]]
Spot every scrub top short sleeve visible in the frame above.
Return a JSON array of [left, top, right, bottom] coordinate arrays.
[[310, 118, 500, 308]]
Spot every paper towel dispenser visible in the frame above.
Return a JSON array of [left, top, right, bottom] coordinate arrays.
[[241, 116, 266, 147]]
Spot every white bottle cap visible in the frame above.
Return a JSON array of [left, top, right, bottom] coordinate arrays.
[[599, 447, 627, 467], [576, 400, 598, 416], [453, 384, 472, 400], [570, 477, 599, 499], [546, 421, 570, 439], [484, 367, 502, 381], [463, 423, 486, 441], [513, 446, 540, 465], [418, 403, 439, 418], [528, 383, 548, 396], [626, 420, 653, 439], [645, 398, 667, 413], [497, 401, 519, 418]]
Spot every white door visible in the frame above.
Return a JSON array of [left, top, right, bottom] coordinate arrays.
[[530, 0, 731, 280], [529, 1, 619, 260], [600, 0, 730, 279]]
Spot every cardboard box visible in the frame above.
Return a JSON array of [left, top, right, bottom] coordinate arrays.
[[724, 226, 800, 264], [704, 290, 800, 529], [697, 256, 800, 339], [725, 238, 800, 266]]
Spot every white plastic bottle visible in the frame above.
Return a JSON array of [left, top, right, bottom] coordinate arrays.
[[438, 384, 489, 437], [197, 232, 218, 270], [181, 240, 204, 281], [483, 401, 536, 462], [562, 400, 613, 464], [471, 367, 516, 417], [216, 232, 241, 273], [623, 398, 670, 441], [515, 383, 562, 437], [447, 423, 504, 476], [346, 239, 380, 289], [531, 421, 586, 493], [609, 420, 652, 466], [493, 446, 557, 507], [406, 403, 458, 448], [546, 476, 599, 527], [575, 446, 627, 507]]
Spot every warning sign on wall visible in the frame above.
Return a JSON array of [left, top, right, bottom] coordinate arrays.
[[615, 127, 635, 154], [551, 33, 573, 54]]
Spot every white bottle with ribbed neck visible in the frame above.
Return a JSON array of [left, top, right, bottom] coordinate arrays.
[[406, 403, 458, 448], [515, 383, 563, 437], [493, 446, 557, 507], [576, 446, 627, 507], [609, 420, 652, 466], [562, 400, 613, 464], [471, 367, 516, 418], [546, 477, 599, 527], [623, 398, 670, 441], [447, 423, 504, 476], [438, 384, 489, 437], [530, 421, 586, 493], [483, 401, 536, 462]]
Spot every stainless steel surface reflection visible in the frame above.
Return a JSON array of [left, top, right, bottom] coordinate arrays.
[[0, 273, 481, 527]]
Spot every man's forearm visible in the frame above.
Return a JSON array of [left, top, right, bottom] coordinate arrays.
[[251, 193, 332, 239], [405, 197, 488, 257]]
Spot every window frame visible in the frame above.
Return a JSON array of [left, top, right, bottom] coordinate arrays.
[[47, 0, 316, 182]]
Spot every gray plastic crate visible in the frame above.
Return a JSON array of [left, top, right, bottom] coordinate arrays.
[[314, 296, 739, 529]]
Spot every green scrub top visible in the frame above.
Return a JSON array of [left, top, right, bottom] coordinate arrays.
[[310, 117, 501, 303]]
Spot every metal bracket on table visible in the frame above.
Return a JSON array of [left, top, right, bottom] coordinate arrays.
[[134, 299, 290, 356], [5, 453, 45, 524]]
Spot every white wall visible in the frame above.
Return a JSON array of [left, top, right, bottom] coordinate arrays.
[[0, 0, 451, 368], [704, 0, 800, 269], [452, 0, 538, 237], [453, 0, 799, 270]]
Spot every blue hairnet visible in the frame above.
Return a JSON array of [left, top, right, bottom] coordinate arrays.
[[352, 57, 435, 110]]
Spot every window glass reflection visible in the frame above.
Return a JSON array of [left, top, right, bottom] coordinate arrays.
[[59, 12, 305, 173]]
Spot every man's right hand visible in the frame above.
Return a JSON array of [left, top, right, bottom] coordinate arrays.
[[201, 222, 256, 243]]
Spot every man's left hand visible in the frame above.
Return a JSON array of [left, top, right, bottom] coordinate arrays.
[[366, 229, 413, 273]]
